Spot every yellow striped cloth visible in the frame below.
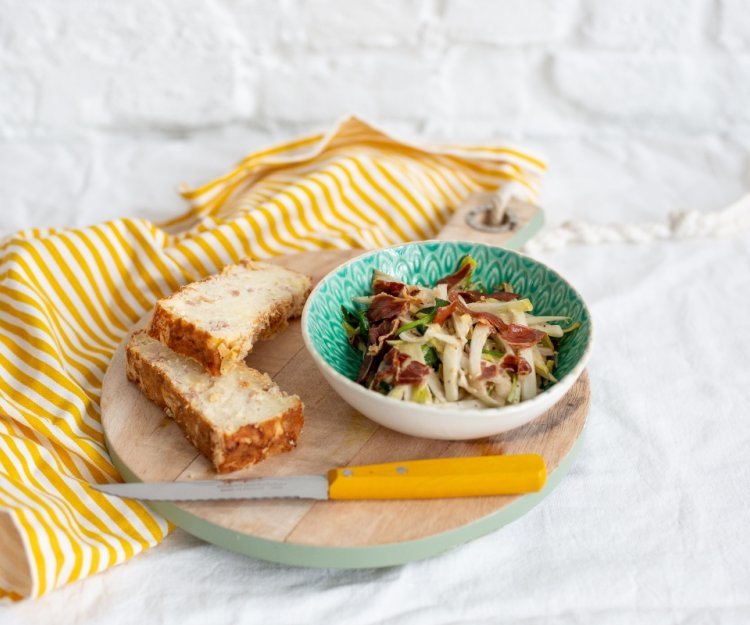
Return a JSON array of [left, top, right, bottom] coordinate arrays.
[[0, 117, 544, 600]]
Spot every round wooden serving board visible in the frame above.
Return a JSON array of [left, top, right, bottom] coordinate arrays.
[[101, 199, 590, 568]]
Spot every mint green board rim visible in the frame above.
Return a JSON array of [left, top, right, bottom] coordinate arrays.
[[495, 207, 544, 252], [106, 430, 584, 569]]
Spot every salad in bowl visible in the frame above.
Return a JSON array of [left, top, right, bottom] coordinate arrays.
[[342, 255, 580, 409]]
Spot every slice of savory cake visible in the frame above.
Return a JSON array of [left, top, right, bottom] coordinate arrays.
[[126, 331, 304, 473], [148, 259, 312, 375]]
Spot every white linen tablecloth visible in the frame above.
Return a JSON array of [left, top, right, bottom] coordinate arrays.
[[2, 135, 749, 624]]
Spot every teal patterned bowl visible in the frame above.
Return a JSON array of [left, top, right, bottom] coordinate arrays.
[[301, 241, 592, 439]]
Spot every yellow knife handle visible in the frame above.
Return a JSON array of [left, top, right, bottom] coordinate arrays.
[[327, 454, 546, 500]]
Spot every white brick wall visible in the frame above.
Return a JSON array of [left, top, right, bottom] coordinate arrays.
[[1, 0, 749, 233], [444, 0, 577, 46], [551, 52, 705, 126], [4, 0, 750, 138], [581, 0, 700, 49]]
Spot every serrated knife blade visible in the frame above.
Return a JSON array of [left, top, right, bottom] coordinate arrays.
[[93, 474, 330, 501], [91, 454, 547, 502]]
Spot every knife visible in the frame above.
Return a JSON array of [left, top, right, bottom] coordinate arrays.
[[92, 454, 547, 501]]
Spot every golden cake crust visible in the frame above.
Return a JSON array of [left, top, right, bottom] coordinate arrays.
[[126, 331, 304, 473], [148, 259, 312, 375]]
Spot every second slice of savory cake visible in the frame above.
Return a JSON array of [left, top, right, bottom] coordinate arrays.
[[126, 331, 304, 473], [149, 259, 312, 375]]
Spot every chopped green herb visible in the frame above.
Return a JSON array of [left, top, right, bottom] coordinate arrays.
[[342, 319, 357, 338], [341, 305, 358, 327], [416, 299, 449, 316], [341, 305, 369, 340], [395, 299, 449, 336], [482, 349, 506, 360], [422, 345, 439, 368], [506, 373, 521, 404], [395, 312, 435, 335], [458, 256, 477, 288]]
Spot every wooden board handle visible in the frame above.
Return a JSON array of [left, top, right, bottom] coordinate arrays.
[[327, 454, 547, 500], [436, 191, 543, 249]]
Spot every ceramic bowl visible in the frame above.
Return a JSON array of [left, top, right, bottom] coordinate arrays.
[[301, 241, 593, 439]]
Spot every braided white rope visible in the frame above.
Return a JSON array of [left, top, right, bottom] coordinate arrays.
[[523, 193, 750, 254]]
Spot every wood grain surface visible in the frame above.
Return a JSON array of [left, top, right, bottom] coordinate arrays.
[[100, 196, 590, 550]]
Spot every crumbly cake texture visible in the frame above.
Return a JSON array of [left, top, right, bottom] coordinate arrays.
[[148, 259, 312, 375], [126, 331, 304, 473]]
